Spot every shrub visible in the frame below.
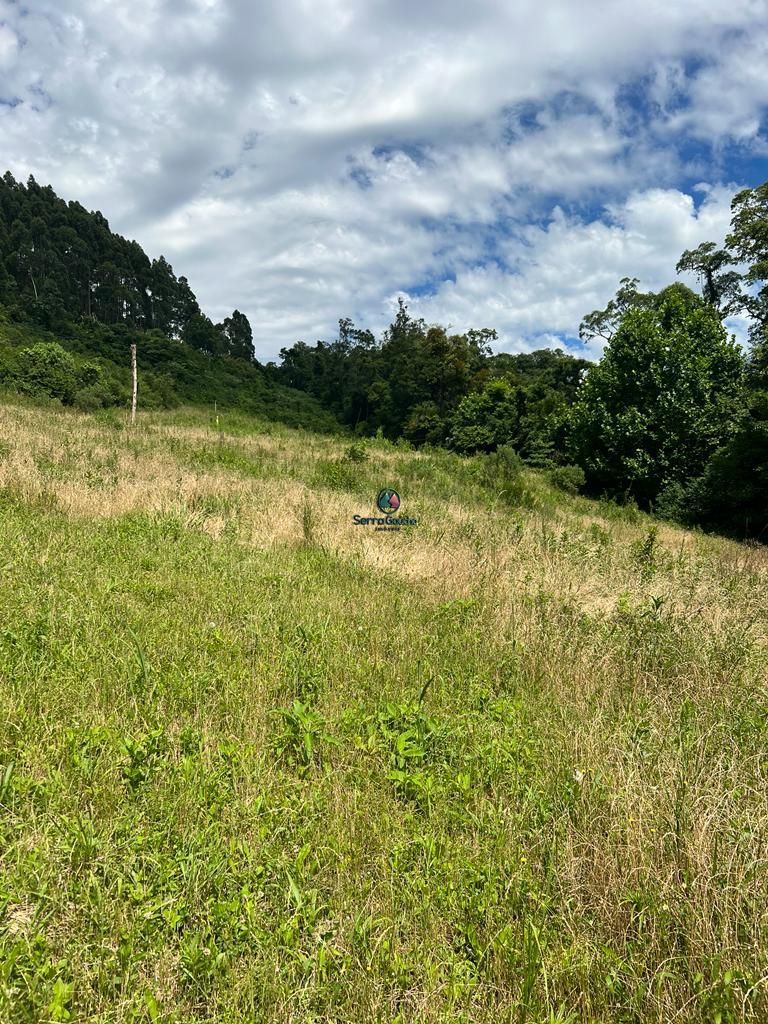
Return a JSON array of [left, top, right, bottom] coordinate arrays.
[[313, 459, 361, 492], [478, 445, 530, 505], [76, 361, 101, 389], [73, 386, 106, 412], [549, 464, 586, 495], [344, 442, 368, 463], [16, 342, 78, 404], [479, 445, 522, 484]]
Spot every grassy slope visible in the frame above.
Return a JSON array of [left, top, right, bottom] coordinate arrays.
[[0, 399, 767, 1023]]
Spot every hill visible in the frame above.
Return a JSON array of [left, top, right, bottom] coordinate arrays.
[[0, 307, 340, 433], [1, 399, 766, 1023], [0, 171, 343, 433]]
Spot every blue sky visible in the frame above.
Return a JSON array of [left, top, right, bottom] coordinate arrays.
[[0, 0, 767, 359]]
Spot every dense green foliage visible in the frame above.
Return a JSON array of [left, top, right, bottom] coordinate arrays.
[[0, 172, 253, 361], [0, 312, 339, 431], [275, 179, 768, 539], [0, 173, 338, 431], [275, 304, 588, 461], [569, 286, 744, 506]]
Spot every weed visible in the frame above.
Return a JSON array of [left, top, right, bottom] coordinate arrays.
[[272, 700, 334, 773], [120, 728, 166, 792], [300, 496, 316, 546], [634, 524, 660, 576], [312, 458, 361, 491]]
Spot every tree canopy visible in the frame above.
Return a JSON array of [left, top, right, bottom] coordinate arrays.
[[0, 172, 254, 361], [570, 286, 744, 505]]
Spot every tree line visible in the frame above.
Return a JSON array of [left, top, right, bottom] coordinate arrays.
[[0, 173, 342, 430], [0, 172, 254, 360]]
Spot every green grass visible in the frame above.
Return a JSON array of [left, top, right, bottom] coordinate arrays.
[[0, 399, 767, 1022]]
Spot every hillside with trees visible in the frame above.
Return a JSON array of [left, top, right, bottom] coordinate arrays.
[[1, 171, 767, 539], [0, 173, 337, 431]]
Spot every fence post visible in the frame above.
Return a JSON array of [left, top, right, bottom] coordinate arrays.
[[130, 343, 137, 425]]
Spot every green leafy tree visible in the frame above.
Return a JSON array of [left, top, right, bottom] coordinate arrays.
[[403, 401, 446, 446], [676, 242, 741, 314], [726, 181, 768, 343], [219, 309, 255, 361], [570, 285, 745, 505], [690, 338, 768, 539], [668, 179, 768, 538], [448, 378, 522, 454], [183, 312, 223, 356], [578, 277, 656, 343], [694, 392, 768, 539]]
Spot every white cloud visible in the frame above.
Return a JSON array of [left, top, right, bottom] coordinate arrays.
[[407, 186, 738, 359], [0, 0, 766, 357], [0, 23, 18, 69]]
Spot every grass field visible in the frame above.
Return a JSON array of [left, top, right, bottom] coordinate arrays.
[[1, 398, 767, 1023]]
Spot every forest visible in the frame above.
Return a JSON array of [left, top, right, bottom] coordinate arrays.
[[0, 170, 766, 539]]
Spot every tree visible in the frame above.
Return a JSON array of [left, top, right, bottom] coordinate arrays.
[[183, 312, 223, 355], [727, 182, 768, 281], [579, 277, 655, 343], [690, 330, 768, 539], [219, 309, 255, 361], [725, 181, 768, 344], [403, 401, 445, 446], [693, 392, 768, 539], [569, 286, 745, 505], [173, 276, 200, 338], [448, 378, 522, 454], [16, 342, 78, 403], [676, 242, 741, 314]]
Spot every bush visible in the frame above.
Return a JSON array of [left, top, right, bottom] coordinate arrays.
[[449, 379, 519, 454], [77, 361, 101, 389], [344, 442, 368, 463], [73, 387, 104, 412], [16, 342, 78, 403], [313, 459, 363, 492], [549, 464, 586, 495], [478, 445, 529, 505], [479, 444, 522, 484]]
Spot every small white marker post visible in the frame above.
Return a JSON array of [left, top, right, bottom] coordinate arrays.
[[130, 343, 138, 425]]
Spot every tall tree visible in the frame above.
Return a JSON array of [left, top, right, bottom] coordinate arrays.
[[219, 309, 255, 361], [570, 284, 744, 505], [183, 312, 223, 355], [725, 181, 768, 343], [676, 242, 741, 313], [579, 277, 655, 343]]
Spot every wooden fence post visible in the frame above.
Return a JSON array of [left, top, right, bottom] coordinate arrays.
[[130, 343, 138, 425]]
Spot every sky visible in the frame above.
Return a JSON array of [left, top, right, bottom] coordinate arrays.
[[0, 0, 767, 361]]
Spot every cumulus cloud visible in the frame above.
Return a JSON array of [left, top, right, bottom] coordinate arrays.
[[0, 0, 766, 357], [406, 185, 739, 359]]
